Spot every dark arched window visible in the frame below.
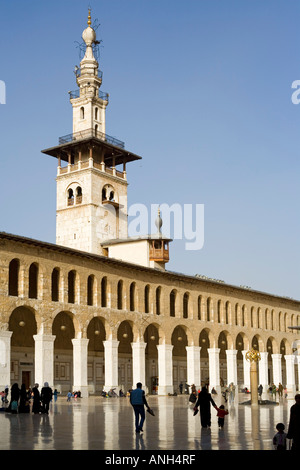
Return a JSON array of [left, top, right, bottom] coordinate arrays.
[[68, 188, 74, 206], [76, 186, 82, 204], [117, 280, 123, 310], [29, 263, 38, 299], [170, 290, 176, 317], [51, 268, 60, 302], [156, 286, 161, 315], [9, 259, 19, 296], [144, 285, 150, 313], [183, 292, 189, 319], [130, 282, 135, 311], [68, 270, 76, 303], [101, 277, 107, 307], [87, 275, 94, 306]]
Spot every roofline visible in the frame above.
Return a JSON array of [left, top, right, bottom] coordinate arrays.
[[102, 235, 173, 246], [0, 231, 299, 306]]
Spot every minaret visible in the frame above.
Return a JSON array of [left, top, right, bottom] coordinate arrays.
[[71, 9, 108, 137], [42, 10, 141, 256]]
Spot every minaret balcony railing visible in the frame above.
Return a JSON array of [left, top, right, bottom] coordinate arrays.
[[68, 89, 109, 102], [59, 128, 125, 149]]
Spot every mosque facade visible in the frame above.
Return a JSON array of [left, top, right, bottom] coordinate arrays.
[[0, 12, 299, 398]]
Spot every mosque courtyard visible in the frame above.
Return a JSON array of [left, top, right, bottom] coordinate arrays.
[[0, 391, 294, 452]]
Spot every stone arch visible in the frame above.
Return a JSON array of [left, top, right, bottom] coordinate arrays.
[[280, 338, 292, 355], [87, 316, 106, 352], [9, 306, 38, 347], [199, 328, 212, 358], [117, 320, 134, 353], [144, 323, 160, 357], [52, 310, 80, 349], [235, 331, 250, 353], [251, 334, 264, 352], [266, 336, 279, 355]]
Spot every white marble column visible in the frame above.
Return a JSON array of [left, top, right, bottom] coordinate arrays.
[[72, 338, 89, 398], [258, 352, 269, 394], [226, 349, 238, 386], [103, 339, 119, 391], [131, 341, 147, 388], [186, 346, 201, 390], [242, 350, 250, 390], [157, 344, 173, 395], [208, 348, 220, 393], [271, 353, 282, 386], [285, 354, 296, 395], [0, 331, 12, 391], [33, 334, 55, 388]]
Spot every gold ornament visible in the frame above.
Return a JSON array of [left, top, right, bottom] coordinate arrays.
[[245, 348, 261, 362]]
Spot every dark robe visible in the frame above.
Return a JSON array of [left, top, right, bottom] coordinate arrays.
[[195, 387, 217, 427], [32, 386, 41, 414], [287, 402, 300, 450]]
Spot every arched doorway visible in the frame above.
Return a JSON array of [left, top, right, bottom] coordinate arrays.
[[117, 321, 133, 393], [87, 317, 106, 394], [9, 306, 37, 389], [144, 324, 159, 394], [52, 311, 75, 394], [172, 325, 188, 394]]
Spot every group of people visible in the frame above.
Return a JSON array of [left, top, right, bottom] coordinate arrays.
[[193, 386, 229, 429], [1, 382, 54, 415], [268, 383, 287, 399]]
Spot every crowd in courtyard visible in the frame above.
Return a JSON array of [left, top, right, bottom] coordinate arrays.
[[1, 381, 300, 450]]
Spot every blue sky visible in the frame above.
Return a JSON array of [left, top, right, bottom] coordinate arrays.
[[0, 0, 299, 299]]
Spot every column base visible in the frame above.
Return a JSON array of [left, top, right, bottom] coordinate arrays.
[[157, 385, 174, 396]]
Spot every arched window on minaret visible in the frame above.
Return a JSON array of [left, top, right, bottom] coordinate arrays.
[[76, 186, 82, 204], [80, 107, 85, 119], [95, 107, 98, 120], [68, 188, 74, 206]]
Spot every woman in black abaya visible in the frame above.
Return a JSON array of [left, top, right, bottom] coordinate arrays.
[[194, 386, 217, 428]]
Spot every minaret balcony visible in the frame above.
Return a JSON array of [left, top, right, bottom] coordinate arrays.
[[149, 241, 170, 262], [69, 88, 109, 102], [59, 128, 124, 149]]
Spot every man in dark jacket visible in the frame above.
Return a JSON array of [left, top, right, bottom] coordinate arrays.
[[287, 393, 300, 450], [130, 382, 150, 433], [41, 382, 53, 414]]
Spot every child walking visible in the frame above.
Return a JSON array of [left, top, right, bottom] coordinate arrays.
[[273, 423, 287, 450], [216, 404, 228, 428]]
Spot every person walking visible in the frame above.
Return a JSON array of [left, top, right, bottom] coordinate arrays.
[[130, 382, 151, 434], [41, 382, 53, 414], [228, 383, 236, 404], [216, 404, 229, 428], [19, 383, 30, 413], [32, 383, 41, 414], [287, 393, 300, 450], [194, 386, 217, 428], [9, 383, 20, 413]]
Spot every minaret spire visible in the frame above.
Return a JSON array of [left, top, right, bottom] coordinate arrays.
[[87, 8, 92, 26]]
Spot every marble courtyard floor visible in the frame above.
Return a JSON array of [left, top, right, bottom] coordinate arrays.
[[0, 393, 294, 451]]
